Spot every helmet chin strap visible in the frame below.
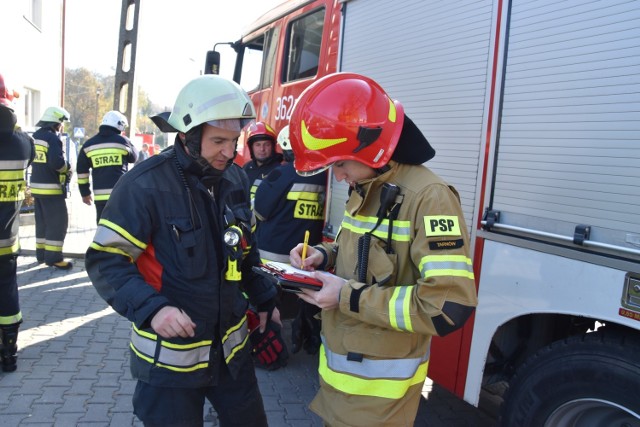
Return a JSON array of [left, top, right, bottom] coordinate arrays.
[[182, 125, 234, 179]]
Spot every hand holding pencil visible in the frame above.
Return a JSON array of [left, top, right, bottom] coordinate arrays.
[[290, 230, 321, 271]]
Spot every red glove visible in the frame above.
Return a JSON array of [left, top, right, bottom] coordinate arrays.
[[248, 316, 289, 370]]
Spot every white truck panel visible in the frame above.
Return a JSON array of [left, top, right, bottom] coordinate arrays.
[[464, 239, 637, 405]]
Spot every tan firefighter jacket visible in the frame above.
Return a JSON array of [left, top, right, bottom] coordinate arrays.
[[311, 161, 478, 426]]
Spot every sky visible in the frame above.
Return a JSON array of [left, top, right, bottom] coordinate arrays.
[[65, 0, 282, 109]]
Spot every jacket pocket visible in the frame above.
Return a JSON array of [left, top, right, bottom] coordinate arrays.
[[341, 323, 418, 359], [366, 238, 398, 287], [166, 216, 207, 279]]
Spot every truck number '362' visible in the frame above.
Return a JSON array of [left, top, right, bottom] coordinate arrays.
[[275, 95, 295, 121]]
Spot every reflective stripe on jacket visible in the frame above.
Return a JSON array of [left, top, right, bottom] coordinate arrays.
[[76, 125, 137, 201], [311, 161, 478, 427], [0, 130, 35, 257], [30, 127, 67, 198]]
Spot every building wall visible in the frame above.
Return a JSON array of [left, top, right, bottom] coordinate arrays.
[[1, 0, 64, 131]]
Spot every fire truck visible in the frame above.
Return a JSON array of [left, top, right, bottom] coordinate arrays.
[[206, 0, 640, 424]]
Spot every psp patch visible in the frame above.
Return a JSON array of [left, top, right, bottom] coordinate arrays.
[[424, 215, 461, 237]]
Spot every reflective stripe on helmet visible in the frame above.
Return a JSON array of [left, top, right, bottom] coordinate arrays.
[[167, 75, 256, 134]]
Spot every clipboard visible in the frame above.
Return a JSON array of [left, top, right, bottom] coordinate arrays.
[[252, 261, 323, 293]]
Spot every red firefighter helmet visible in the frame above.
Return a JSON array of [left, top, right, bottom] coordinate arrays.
[[289, 72, 404, 175], [0, 73, 19, 109], [245, 121, 277, 146]]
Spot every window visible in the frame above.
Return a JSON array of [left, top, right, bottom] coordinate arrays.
[[239, 27, 280, 93], [25, 0, 43, 29], [23, 88, 40, 130], [283, 9, 325, 82]]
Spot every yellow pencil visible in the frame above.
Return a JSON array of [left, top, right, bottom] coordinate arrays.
[[301, 230, 310, 264]]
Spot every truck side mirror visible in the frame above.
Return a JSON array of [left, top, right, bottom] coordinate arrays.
[[204, 50, 221, 75]]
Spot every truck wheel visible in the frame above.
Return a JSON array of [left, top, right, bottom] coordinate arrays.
[[499, 329, 640, 427]]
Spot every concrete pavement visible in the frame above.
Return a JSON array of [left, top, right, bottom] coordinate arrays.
[[1, 185, 497, 426]]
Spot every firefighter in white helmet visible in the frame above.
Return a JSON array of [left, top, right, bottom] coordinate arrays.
[[76, 110, 137, 223], [30, 106, 74, 270], [85, 75, 281, 426], [288, 73, 478, 426]]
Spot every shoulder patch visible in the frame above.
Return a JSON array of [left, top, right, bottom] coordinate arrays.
[[424, 215, 461, 237]]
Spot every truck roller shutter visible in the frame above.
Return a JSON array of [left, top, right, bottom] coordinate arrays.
[[326, 0, 493, 238], [492, 0, 640, 251]]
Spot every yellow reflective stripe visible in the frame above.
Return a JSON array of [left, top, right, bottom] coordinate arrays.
[[30, 185, 63, 195], [389, 286, 413, 332], [0, 170, 26, 180], [86, 147, 128, 156], [155, 361, 210, 372], [225, 334, 249, 365], [300, 120, 347, 151], [341, 212, 411, 242], [130, 324, 212, 373], [388, 98, 397, 123], [89, 242, 132, 260], [419, 255, 474, 280], [319, 345, 429, 399], [96, 218, 147, 254], [0, 240, 21, 256], [0, 312, 22, 326], [94, 194, 110, 201], [78, 178, 90, 184], [222, 315, 249, 363], [130, 342, 154, 363], [287, 191, 320, 201]]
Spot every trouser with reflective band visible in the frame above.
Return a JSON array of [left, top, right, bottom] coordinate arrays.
[[34, 197, 68, 264], [0, 256, 21, 372], [132, 349, 268, 427]]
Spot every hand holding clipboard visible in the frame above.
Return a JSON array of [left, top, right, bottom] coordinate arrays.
[[253, 262, 324, 293]]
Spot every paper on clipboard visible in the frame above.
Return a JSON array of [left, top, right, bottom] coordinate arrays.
[[252, 261, 323, 293], [265, 261, 317, 278]]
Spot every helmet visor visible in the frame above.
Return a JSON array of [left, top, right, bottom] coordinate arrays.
[[207, 118, 255, 132], [295, 162, 333, 177]]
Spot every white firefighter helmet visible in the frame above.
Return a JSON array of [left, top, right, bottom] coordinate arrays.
[[276, 125, 291, 151], [162, 75, 255, 134], [102, 110, 128, 132], [37, 106, 70, 127]]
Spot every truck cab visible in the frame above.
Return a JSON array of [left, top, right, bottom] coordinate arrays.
[[206, 0, 340, 166]]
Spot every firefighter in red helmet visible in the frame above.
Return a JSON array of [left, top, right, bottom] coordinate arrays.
[[0, 73, 36, 372], [288, 73, 478, 427], [242, 121, 282, 205]]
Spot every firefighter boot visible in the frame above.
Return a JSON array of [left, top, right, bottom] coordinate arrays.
[[0, 325, 19, 372]]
